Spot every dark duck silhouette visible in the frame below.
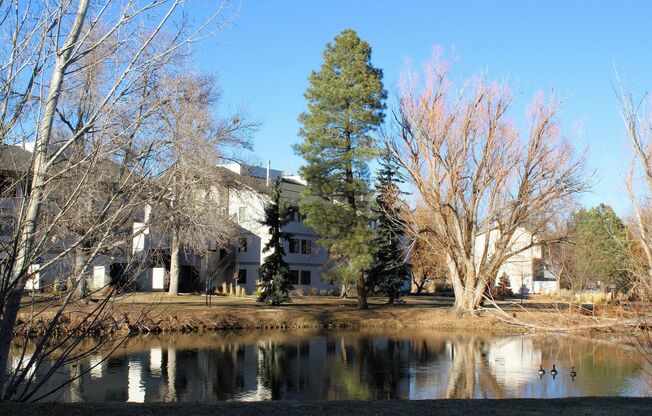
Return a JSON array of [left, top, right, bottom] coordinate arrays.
[[550, 364, 558, 378], [570, 366, 577, 379], [538, 365, 545, 378]]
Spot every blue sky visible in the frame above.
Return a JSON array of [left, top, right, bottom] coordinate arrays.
[[189, 0, 652, 216]]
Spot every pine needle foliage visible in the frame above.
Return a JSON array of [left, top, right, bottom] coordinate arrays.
[[369, 149, 410, 304], [294, 29, 386, 309], [257, 177, 293, 305]]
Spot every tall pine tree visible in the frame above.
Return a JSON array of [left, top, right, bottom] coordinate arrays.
[[369, 149, 410, 304], [294, 29, 386, 309], [257, 177, 293, 305]]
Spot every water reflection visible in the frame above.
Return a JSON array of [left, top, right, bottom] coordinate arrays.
[[10, 330, 651, 401]]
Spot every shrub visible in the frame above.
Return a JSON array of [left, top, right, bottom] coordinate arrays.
[[292, 287, 304, 297], [433, 282, 454, 296], [492, 273, 513, 300]]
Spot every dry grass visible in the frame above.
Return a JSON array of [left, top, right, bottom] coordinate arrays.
[[14, 293, 638, 337]]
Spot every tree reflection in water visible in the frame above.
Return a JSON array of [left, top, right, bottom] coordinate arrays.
[[9, 330, 650, 401]]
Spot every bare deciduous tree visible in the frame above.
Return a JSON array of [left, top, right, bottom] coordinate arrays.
[[151, 72, 255, 295], [618, 85, 652, 300], [390, 59, 584, 314], [0, 0, 237, 401], [409, 204, 448, 294], [615, 79, 652, 370]]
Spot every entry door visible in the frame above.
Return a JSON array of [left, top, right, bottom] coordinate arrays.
[[152, 267, 165, 290]]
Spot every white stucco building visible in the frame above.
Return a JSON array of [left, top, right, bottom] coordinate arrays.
[[220, 163, 335, 295], [1, 143, 336, 295], [127, 162, 336, 295], [475, 227, 557, 295]]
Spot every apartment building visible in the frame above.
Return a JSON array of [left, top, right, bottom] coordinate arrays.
[[220, 163, 334, 295], [475, 227, 558, 295], [0, 145, 357, 296], [127, 162, 335, 295]]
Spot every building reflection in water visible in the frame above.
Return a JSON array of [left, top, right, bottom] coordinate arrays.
[[12, 330, 650, 402], [127, 360, 145, 403]]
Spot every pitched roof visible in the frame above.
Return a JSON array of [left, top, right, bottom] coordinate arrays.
[[0, 145, 33, 174]]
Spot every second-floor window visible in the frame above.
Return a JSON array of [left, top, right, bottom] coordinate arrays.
[[238, 206, 247, 222], [287, 208, 304, 223], [238, 238, 248, 253], [289, 238, 312, 254], [301, 239, 312, 254], [0, 217, 14, 236], [289, 238, 300, 253], [0, 177, 19, 198]]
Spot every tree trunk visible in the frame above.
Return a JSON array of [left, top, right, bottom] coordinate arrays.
[[356, 270, 368, 309], [451, 274, 485, 315], [0, 0, 89, 397], [339, 283, 348, 298], [168, 226, 181, 295], [74, 245, 90, 301], [413, 275, 426, 294]]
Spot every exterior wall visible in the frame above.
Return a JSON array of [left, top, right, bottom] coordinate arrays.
[[1, 156, 335, 295], [532, 280, 557, 295], [223, 170, 335, 295], [496, 229, 538, 294], [475, 227, 556, 295]]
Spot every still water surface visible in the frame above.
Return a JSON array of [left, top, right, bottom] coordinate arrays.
[[14, 329, 651, 401]]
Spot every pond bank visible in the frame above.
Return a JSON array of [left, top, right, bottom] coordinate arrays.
[[2, 398, 652, 416], [15, 294, 631, 337]]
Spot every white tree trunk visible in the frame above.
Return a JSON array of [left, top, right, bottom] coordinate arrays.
[[168, 226, 181, 295], [0, 0, 89, 396]]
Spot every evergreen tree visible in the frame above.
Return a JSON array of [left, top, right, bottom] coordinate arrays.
[[294, 29, 386, 309], [567, 204, 630, 292], [257, 177, 293, 305], [368, 149, 410, 304]]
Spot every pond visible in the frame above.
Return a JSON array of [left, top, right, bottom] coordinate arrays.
[[10, 329, 652, 401]]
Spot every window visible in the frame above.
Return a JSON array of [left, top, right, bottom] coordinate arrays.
[[289, 238, 300, 254], [238, 268, 247, 284], [238, 238, 248, 253], [300, 270, 311, 285], [238, 206, 247, 222], [287, 208, 302, 222], [301, 239, 312, 254], [0, 176, 18, 198], [290, 238, 312, 254], [0, 217, 14, 236], [289, 270, 299, 285]]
